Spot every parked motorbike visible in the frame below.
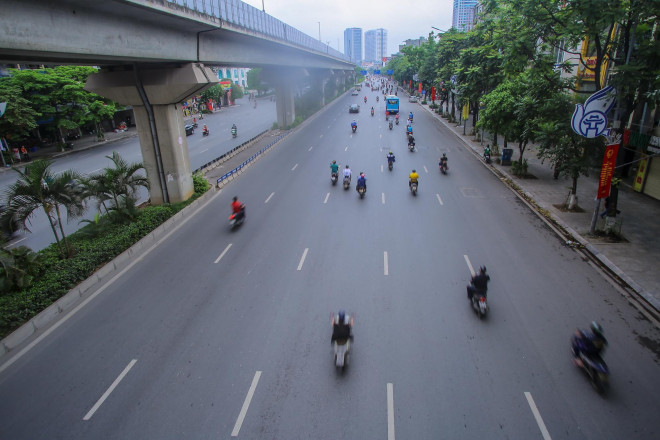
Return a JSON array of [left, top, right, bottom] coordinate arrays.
[[331, 172, 338, 185], [410, 181, 418, 196], [343, 176, 351, 190], [571, 334, 609, 393], [229, 204, 246, 228]]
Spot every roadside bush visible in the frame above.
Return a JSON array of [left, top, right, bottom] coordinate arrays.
[[0, 198, 192, 338], [511, 159, 529, 176], [192, 173, 210, 194]]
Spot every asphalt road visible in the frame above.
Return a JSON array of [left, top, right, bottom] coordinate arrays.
[[1, 96, 277, 251], [1, 86, 659, 439]]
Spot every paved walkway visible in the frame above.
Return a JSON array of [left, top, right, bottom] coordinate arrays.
[[414, 95, 660, 316]]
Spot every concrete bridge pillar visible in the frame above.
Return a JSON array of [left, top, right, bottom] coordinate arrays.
[[85, 63, 216, 204], [275, 83, 296, 128]]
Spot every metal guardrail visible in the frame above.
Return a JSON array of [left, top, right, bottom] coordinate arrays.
[[162, 0, 353, 63], [213, 130, 290, 184]]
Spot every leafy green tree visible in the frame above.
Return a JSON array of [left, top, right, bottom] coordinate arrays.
[[229, 82, 244, 100], [4, 159, 85, 258], [0, 81, 40, 143], [200, 84, 224, 104], [247, 68, 266, 94]]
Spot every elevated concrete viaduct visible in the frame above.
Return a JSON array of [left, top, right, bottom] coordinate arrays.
[[0, 0, 356, 203]]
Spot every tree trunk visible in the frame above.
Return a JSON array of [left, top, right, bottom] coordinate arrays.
[[43, 203, 64, 257], [568, 174, 579, 210], [450, 92, 456, 120], [54, 204, 72, 258], [472, 101, 478, 129]]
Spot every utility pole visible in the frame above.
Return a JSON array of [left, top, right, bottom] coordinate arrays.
[[317, 22, 321, 41]]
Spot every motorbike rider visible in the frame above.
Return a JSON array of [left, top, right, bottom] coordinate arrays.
[[409, 169, 419, 189], [364, 96, 367, 103], [203, 124, 209, 135], [409, 111, 413, 122], [330, 160, 339, 176], [331, 310, 352, 342], [231, 196, 245, 221], [343, 165, 352, 183], [356, 172, 367, 191], [467, 266, 490, 300], [573, 322, 608, 359], [407, 124, 413, 136], [231, 123, 237, 132], [407, 134, 415, 147], [387, 151, 396, 165], [371, 106, 374, 116], [395, 114, 399, 123], [439, 153, 448, 170], [484, 144, 491, 157]]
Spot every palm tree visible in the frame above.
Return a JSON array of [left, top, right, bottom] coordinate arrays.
[[83, 151, 149, 221], [3, 159, 86, 258]]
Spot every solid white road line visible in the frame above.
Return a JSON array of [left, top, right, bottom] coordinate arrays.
[[214, 244, 233, 264], [524, 392, 552, 440], [231, 371, 262, 437], [423, 165, 429, 173], [264, 192, 275, 203], [83, 359, 137, 420], [382, 193, 385, 204], [384, 251, 389, 276], [436, 194, 444, 205], [297, 248, 309, 271], [387, 383, 395, 440], [323, 192, 330, 204], [464, 255, 475, 277], [291, 163, 298, 171], [0, 185, 225, 374]]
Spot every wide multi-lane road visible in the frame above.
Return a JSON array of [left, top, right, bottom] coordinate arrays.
[[1, 86, 659, 439]]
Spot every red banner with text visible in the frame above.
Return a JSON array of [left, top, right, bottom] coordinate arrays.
[[418, 82, 422, 94], [431, 87, 436, 101], [597, 143, 619, 199]]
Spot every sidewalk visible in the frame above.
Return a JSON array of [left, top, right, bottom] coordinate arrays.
[[414, 95, 660, 316], [0, 128, 139, 173]]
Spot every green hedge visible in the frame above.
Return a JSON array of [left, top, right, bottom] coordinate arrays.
[[0, 188, 207, 339]]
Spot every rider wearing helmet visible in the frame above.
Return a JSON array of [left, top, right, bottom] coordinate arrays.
[[356, 172, 367, 191], [439, 153, 448, 169], [409, 169, 419, 189], [330, 160, 339, 175], [386, 151, 396, 164], [467, 266, 490, 300], [343, 164, 352, 182], [573, 322, 608, 358], [331, 310, 352, 342]]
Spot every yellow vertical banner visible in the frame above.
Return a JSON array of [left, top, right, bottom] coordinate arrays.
[[633, 156, 649, 192], [462, 103, 469, 120]]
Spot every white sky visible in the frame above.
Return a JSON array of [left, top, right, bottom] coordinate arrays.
[[242, 0, 455, 58]]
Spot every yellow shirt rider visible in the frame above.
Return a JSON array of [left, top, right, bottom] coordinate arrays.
[[409, 169, 419, 188]]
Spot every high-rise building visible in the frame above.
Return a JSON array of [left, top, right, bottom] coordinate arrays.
[[452, 0, 479, 32], [365, 28, 388, 64], [343, 28, 362, 63]]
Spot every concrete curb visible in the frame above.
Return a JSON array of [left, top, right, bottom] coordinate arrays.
[[418, 102, 660, 319]]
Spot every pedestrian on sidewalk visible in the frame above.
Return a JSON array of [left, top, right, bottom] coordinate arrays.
[[12, 147, 21, 162], [20, 145, 30, 161]]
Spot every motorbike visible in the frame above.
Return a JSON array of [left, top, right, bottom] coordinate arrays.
[[371, 109, 374, 117], [376, 96, 379, 102], [343, 176, 351, 190], [203, 128, 210, 137], [229, 204, 246, 228], [231, 128, 237, 138], [484, 152, 491, 164], [410, 181, 418, 196], [331, 172, 338, 185], [571, 334, 609, 393], [351, 124, 357, 133], [357, 184, 366, 198], [408, 142, 415, 152], [331, 313, 354, 371], [389, 121, 393, 130], [395, 117, 399, 125], [388, 161, 393, 171], [469, 288, 488, 318], [440, 162, 448, 174]]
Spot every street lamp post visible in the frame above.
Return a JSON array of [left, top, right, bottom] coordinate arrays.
[[317, 22, 321, 41]]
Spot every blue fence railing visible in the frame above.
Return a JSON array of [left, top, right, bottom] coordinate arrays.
[[213, 130, 290, 185], [160, 0, 353, 64]]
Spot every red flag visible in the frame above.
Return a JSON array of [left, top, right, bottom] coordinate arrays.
[[431, 87, 436, 101], [418, 82, 422, 93], [597, 143, 619, 199]]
